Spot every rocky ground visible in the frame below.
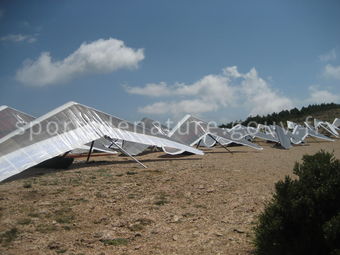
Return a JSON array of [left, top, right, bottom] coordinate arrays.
[[1, 138, 340, 255]]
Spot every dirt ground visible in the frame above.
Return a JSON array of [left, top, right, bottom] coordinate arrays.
[[1, 138, 340, 255]]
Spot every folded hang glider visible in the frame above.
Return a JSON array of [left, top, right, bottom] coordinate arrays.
[[256, 124, 298, 149], [0, 102, 203, 181], [228, 124, 279, 143], [286, 120, 333, 143], [162, 115, 262, 155], [120, 117, 218, 156], [314, 119, 339, 137]]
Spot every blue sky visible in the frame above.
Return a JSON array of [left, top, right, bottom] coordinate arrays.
[[0, 0, 339, 124]]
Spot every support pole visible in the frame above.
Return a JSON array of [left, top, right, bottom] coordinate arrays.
[[86, 141, 94, 163], [208, 134, 233, 154], [196, 139, 202, 148], [105, 136, 147, 168]]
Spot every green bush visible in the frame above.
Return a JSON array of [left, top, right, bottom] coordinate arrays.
[[254, 151, 340, 255]]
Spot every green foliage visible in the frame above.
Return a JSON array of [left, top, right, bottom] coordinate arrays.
[[220, 103, 340, 128], [254, 151, 340, 255]]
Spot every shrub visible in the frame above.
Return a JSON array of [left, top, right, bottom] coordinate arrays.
[[254, 151, 340, 255]]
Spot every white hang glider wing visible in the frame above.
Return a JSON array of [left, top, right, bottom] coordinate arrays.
[[229, 124, 279, 143], [163, 115, 262, 154], [314, 119, 339, 137], [0, 105, 35, 139], [291, 125, 309, 143], [304, 122, 334, 141], [0, 105, 117, 155], [274, 125, 292, 149], [119, 117, 172, 156], [0, 102, 203, 181]]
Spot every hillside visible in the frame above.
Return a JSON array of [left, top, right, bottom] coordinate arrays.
[[220, 103, 340, 128]]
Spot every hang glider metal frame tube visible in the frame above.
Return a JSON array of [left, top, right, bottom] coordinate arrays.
[[207, 134, 233, 154], [104, 136, 147, 168]]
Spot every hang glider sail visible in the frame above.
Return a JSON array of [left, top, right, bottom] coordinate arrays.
[[0, 105, 116, 156], [0, 105, 35, 139], [314, 119, 339, 137], [119, 117, 172, 156], [0, 102, 203, 181], [229, 124, 279, 143], [163, 115, 262, 154]]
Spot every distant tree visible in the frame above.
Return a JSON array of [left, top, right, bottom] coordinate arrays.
[[219, 103, 340, 128]]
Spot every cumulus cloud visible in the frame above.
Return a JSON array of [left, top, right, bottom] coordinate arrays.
[[237, 68, 293, 115], [307, 86, 340, 104], [0, 34, 37, 43], [323, 64, 340, 80], [127, 66, 293, 117], [319, 49, 336, 62], [16, 38, 144, 86]]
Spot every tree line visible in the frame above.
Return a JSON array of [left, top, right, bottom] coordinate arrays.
[[220, 103, 340, 128]]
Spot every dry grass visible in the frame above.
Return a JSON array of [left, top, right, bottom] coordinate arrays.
[[1, 138, 340, 254]]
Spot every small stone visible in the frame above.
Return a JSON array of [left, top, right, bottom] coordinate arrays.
[[172, 235, 178, 241], [172, 215, 181, 223], [193, 231, 200, 237], [93, 232, 102, 238], [207, 188, 215, 193], [47, 241, 61, 250]]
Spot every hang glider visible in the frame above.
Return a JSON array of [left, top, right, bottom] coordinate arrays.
[[229, 124, 279, 143], [142, 117, 217, 148], [287, 121, 334, 143], [314, 119, 339, 137], [303, 121, 334, 142], [256, 124, 299, 148], [163, 115, 262, 154], [0, 102, 203, 181], [0, 105, 117, 156]]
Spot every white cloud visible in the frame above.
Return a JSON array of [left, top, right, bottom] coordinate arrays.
[[0, 34, 37, 43], [238, 68, 293, 115], [138, 100, 218, 116], [127, 66, 293, 117], [319, 49, 336, 62], [16, 38, 144, 86], [307, 86, 340, 104], [125, 82, 172, 97], [324, 64, 340, 80]]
